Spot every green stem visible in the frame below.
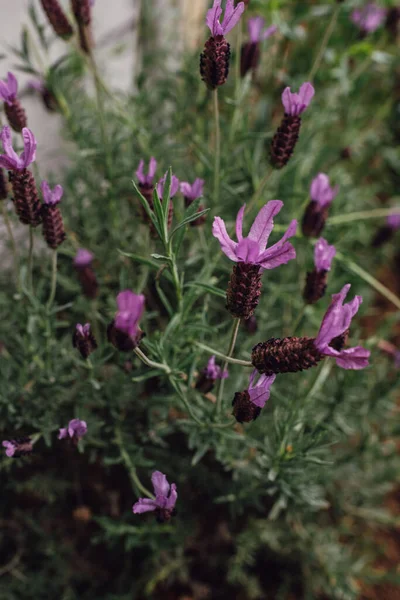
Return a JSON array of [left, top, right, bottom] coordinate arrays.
[[169, 377, 204, 427], [194, 341, 252, 367], [134, 346, 172, 374], [304, 360, 333, 404], [28, 227, 34, 293], [115, 427, 155, 499], [235, 20, 243, 94], [2, 203, 19, 289], [216, 318, 241, 418], [292, 305, 307, 335], [308, 4, 340, 81], [328, 208, 399, 225], [246, 167, 273, 217], [47, 250, 58, 309], [170, 258, 183, 311], [213, 88, 221, 202]]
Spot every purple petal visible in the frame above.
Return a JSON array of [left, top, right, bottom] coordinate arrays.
[[76, 323, 85, 337], [310, 173, 338, 207], [0, 125, 20, 168], [0, 156, 17, 170], [387, 212, 400, 230], [74, 248, 94, 267], [136, 159, 145, 184], [248, 371, 276, 408], [322, 345, 370, 370], [221, 0, 245, 35], [235, 205, 245, 242], [151, 471, 170, 497], [20, 128, 37, 168], [132, 498, 158, 514], [262, 25, 278, 40], [212, 216, 238, 261], [58, 428, 68, 440], [68, 419, 87, 438], [315, 285, 363, 350], [3, 441, 16, 457], [165, 483, 178, 509], [248, 200, 284, 249], [257, 219, 297, 269], [248, 16, 265, 42], [351, 4, 386, 33], [298, 82, 315, 110], [206, 0, 223, 36], [148, 157, 157, 180], [236, 238, 262, 263], [314, 238, 336, 272], [41, 181, 63, 205], [7, 72, 18, 98], [281, 83, 314, 116]]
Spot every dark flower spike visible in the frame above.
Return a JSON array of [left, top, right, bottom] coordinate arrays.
[[232, 369, 275, 423], [59, 419, 87, 442], [73, 323, 97, 359], [180, 178, 207, 226], [133, 471, 178, 523], [200, 0, 245, 90], [0, 126, 42, 227], [252, 284, 370, 375], [40, 0, 74, 39], [303, 238, 336, 305], [107, 290, 145, 352], [196, 355, 228, 394], [302, 173, 339, 238], [41, 181, 66, 249], [74, 248, 98, 299], [0, 168, 8, 200], [351, 4, 386, 35], [270, 82, 315, 169], [213, 201, 297, 319], [0, 72, 27, 133], [2, 437, 33, 458], [241, 17, 277, 77], [71, 0, 92, 25], [372, 210, 400, 247]]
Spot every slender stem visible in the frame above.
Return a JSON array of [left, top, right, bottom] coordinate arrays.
[[213, 89, 221, 202], [216, 318, 241, 418], [195, 341, 252, 367], [47, 250, 58, 309], [308, 5, 340, 81], [291, 305, 307, 335], [170, 259, 183, 310], [246, 167, 273, 217], [328, 208, 399, 225], [2, 203, 19, 289], [170, 377, 205, 427], [28, 227, 34, 292], [115, 427, 155, 499], [304, 360, 333, 404], [134, 346, 172, 374]]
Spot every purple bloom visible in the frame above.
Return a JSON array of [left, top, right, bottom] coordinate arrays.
[[248, 16, 277, 43], [74, 248, 94, 267], [0, 72, 18, 106], [282, 82, 315, 116], [206, 0, 245, 37], [0, 126, 36, 171], [203, 355, 228, 380], [76, 323, 91, 338], [180, 178, 205, 201], [351, 4, 386, 33], [136, 157, 157, 187], [310, 173, 339, 207], [115, 290, 145, 338], [133, 471, 177, 520], [212, 201, 297, 270], [58, 418, 87, 440], [2, 440, 17, 457], [387, 212, 400, 230], [314, 284, 370, 369], [156, 172, 180, 200], [41, 180, 63, 205], [27, 78, 46, 93], [314, 238, 336, 272], [2, 438, 33, 458], [248, 369, 276, 408]]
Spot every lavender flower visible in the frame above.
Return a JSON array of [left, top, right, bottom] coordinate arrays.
[[270, 83, 315, 169], [314, 238, 336, 272], [0, 126, 36, 171], [248, 17, 277, 43], [387, 212, 400, 230], [41, 181, 66, 249], [0, 72, 27, 133], [302, 173, 339, 237], [133, 471, 178, 522], [156, 173, 180, 200], [73, 323, 97, 359], [2, 438, 33, 458], [232, 369, 276, 423], [196, 355, 228, 394], [41, 180, 63, 205], [181, 178, 207, 226], [303, 238, 336, 304], [206, 0, 245, 37], [241, 17, 277, 77], [351, 4, 386, 34], [107, 290, 145, 352], [74, 248, 94, 267], [40, 0, 74, 39], [213, 201, 296, 319], [0, 72, 18, 106], [136, 157, 157, 188], [74, 249, 98, 299], [59, 419, 87, 441]]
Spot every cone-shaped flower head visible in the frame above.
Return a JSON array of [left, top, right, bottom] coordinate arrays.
[[180, 178, 204, 201], [133, 471, 178, 522], [115, 290, 145, 338], [58, 418, 87, 440], [314, 284, 370, 369], [314, 238, 336, 272], [156, 172, 180, 200], [248, 369, 276, 408], [0, 72, 18, 106], [351, 4, 386, 33], [248, 16, 277, 43], [206, 0, 245, 37], [41, 180, 63, 205], [213, 201, 297, 270], [204, 355, 228, 380], [0, 126, 36, 171], [387, 211, 400, 230], [2, 438, 33, 458], [282, 82, 315, 116], [136, 157, 157, 187], [310, 173, 339, 207], [74, 248, 94, 267]]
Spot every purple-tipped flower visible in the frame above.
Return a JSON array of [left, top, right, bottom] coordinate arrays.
[[0, 72, 27, 133], [41, 181, 66, 249], [248, 16, 277, 43], [213, 201, 296, 319], [372, 211, 400, 247], [108, 290, 145, 352], [0, 72, 18, 106], [136, 158, 157, 188], [206, 0, 245, 37], [270, 83, 315, 169], [133, 471, 178, 522], [241, 17, 277, 76], [387, 212, 400, 230], [41, 180, 63, 205], [58, 419, 87, 441], [232, 369, 276, 423], [196, 355, 228, 394], [303, 238, 336, 304], [2, 438, 33, 458], [74, 248, 94, 268], [73, 323, 97, 359], [351, 4, 386, 34], [74, 249, 98, 299], [156, 172, 180, 200], [181, 178, 207, 226], [0, 126, 36, 171], [302, 173, 339, 238]]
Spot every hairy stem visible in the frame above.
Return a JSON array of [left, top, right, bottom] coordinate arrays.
[[195, 341, 252, 367], [216, 318, 241, 418], [134, 347, 172, 374]]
